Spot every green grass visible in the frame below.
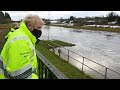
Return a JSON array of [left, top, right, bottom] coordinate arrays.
[[36, 40, 92, 79], [50, 25, 120, 33], [41, 40, 75, 49], [0, 24, 11, 52]]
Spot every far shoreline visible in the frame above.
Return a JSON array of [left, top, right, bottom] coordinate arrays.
[[48, 24, 120, 33]]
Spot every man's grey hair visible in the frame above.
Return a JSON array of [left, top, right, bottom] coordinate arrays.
[[22, 14, 44, 26]]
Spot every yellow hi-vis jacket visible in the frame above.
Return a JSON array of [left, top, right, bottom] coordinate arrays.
[[5, 28, 16, 41], [8, 28, 16, 37], [0, 28, 17, 79], [0, 22, 38, 79]]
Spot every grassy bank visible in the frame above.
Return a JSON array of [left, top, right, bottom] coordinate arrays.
[[0, 24, 11, 52], [36, 40, 92, 79], [50, 25, 120, 33]]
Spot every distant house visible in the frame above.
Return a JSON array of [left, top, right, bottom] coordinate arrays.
[[73, 20, 84, 26], [50, 20, 58, 24], [61, 21, 67, 24], [108, 21, 117, 25], [85, 20, 95, 25], [69, 21, 73, 23]]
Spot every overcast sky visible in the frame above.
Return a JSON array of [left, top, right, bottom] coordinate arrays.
[[2, 11, 120, 21]]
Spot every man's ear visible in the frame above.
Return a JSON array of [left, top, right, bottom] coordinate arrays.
[[27, 23, 32, 31], [27, 23, 31, 28]]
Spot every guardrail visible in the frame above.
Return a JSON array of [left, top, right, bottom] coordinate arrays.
[[36, 49, 68, 79], [47, 40, 120, 79]]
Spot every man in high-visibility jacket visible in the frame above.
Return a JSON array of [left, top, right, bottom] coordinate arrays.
[[5, 22, 20, 41], [0, 14, 44, 79], [0, 22, 20, 79]]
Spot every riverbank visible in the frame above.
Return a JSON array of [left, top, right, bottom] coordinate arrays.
[[36, 40, 92, 79], [49, 24, 120, 33]]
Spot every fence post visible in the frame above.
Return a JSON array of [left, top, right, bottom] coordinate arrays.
[[82, 57, 84, 72], [68, 50, 69, 63], [58, 47, 61, 57], [40, 61, 44, 79], [38, 59, 40, 79], [45, 66, 47, 79], [53, 48, 55, 53], [105, 68, 108, 79], [48, 70, 53, 79]]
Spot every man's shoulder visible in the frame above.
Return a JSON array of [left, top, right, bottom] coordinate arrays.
[[9, 29, 26, 38], [7, 29, 27, 42]]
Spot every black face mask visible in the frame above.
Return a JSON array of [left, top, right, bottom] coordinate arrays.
[[14, 28, 18, 30], [32, 29, 42, 45], [32, 29, 42, 39]]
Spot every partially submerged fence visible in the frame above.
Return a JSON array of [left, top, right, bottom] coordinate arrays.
[[47, 40, 120, 79]]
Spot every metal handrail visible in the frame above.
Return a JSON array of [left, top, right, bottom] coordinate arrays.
[[47, 40, 120, 79], [51, 47, 105, 77], [36, 49, 68, 79]]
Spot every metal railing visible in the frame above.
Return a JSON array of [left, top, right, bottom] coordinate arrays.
[[36, 49, 68, 79], [47, 40, 120, 79]]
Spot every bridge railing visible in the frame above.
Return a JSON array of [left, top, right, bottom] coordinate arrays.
[[47, 40, 120, 79], [36, 49, 68, 79]]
